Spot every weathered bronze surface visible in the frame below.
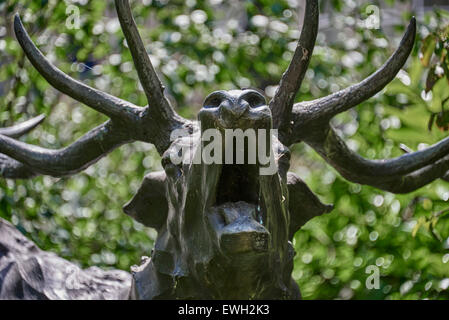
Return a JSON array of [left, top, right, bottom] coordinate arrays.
[[0, 218, 131, 299], [1, 0, 438, 300], [127, 89, 329, 299]]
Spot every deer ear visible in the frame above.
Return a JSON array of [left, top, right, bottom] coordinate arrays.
[[123, 171, 168, 230], [287, 172, 333, 239]]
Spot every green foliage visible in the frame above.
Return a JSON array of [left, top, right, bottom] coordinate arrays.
[[418, 10, 449, 131], [1, 0, 449, 299]]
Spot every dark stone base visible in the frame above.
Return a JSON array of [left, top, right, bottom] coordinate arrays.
[[0, 218, 132, 300]]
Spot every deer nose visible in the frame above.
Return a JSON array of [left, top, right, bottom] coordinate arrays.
[[220, 100, 249, 120]]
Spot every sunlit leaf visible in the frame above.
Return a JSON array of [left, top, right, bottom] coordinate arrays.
[[420, 35, 436, 67]]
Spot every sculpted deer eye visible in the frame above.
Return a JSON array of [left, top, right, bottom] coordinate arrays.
[[204, 97, 221, 108], [247, 97, 264, 107], [242, 93, 265, 108]]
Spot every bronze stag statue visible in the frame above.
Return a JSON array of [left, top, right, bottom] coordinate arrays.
[[2, 0, 443, 299]]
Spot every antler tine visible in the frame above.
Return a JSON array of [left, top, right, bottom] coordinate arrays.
[[289, 17, 416, 144], [338, 152, 449, 194], [390, 157, 449, 193], [0, 120, 130, 177], [0, 115, 45, 179], [0, 15, 142, 180], [0, 8, 193, 180], [270, 0, 319, 132], [114, 0, 186, 123], [13, 14, 142, 122], [304, 125, 449, 193], [0, 154, 37, 179], [0, 114, 45, 138]]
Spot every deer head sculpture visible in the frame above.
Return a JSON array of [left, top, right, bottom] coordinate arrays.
[[3, 0, 445, 299]]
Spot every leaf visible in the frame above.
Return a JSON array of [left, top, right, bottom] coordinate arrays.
[[436, 111, 449, 131], [411, 221, 420, 237], [420, 35, 437, 67], [439, 25, 449, 41], [440, 47, 447, 64], [412, 217, 425, 237], [443, 96, 449, 108], [431, 217, 438, 228], [423, 221, 431, 232], [428, 113, 435, 131], [426, 65, 440, 92], [439, 48, 449, 82]]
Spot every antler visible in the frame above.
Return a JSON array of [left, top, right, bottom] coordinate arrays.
[[13, 15, 142, 122], [114, 0, 182, 123], [290, 15, 449, 194], [0, 120, 131, 177], [0, 1, 189, 179], [269, 0, 318, 135], [271, 0, 449, 193], [114, 0, 188, 149], [288, 17, 416, 143], [0, 114, 45, 138], [305, 126, 449, 193], [0, 115, 46, 179]]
